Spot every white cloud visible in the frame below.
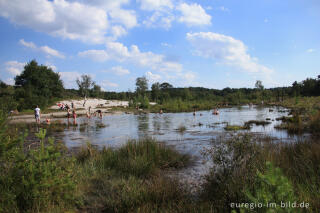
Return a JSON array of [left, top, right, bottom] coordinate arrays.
[[78, 41, 183, 73], [138, 0, 173, 11], [145, 71, 161, 82], [100, 80, 119, 88], [78, 0, 129, 9], [142, 11, 175, 29], [177, 3, 211, 26], [109, 9, 137, 29], [111, 25, 127, 39], [186, 32, 273, 74], [0, 0, 109, 43], [307, 49, 315, 53], [45, 62, 57, 71], [78, 50, 110, 62], [19, 39, 37, 49], [4, 61, 25, 76], [20, 39, 65, 59], [58, 71, 82, 88], [104, 66, 130, 76]]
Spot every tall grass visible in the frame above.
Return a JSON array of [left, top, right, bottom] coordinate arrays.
[[202, 133, 319, 212], [74, 138, 208, 212]]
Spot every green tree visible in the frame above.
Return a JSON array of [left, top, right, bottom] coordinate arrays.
[[76, 75, 94, 97], [135, 76, 148, 95], [14, 60, 64, 109], [255, 80, 264, 90], [0, 81, 17, 112], [91, 83, 103, 98], [151, 82, 160, 101], [160, 82, 173, 90]]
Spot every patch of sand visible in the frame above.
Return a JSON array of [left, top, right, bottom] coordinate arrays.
[[9, 98, 129, 123]]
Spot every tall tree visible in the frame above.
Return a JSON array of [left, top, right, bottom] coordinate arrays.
[[91, 83, 103, 98], [135, 76, 148, 95], [76, 75, 94, 97], [14, 60, 64, 109], [255, 80, 264, 90], [159, 82, 173, 90], [151, 82, 160, 101]]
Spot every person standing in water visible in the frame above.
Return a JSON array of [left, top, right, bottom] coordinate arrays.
[[34, 105, 41, 124], [72, 110, 77, 125], [95, 109, 103, 119]]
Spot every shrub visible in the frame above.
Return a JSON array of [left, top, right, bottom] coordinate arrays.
[[241, 161, 297, 213], [201, 134, 265, 212], [0, 117, 78, 212]]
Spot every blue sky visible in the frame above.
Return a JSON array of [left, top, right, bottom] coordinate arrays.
[[0, 0, 319, 91]]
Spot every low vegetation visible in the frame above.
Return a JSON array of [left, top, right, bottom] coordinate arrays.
[[245, 120, 271, 126], [1, 107, 320, 212], [224, 124, 250, 131], [202, 133, 320, 212]]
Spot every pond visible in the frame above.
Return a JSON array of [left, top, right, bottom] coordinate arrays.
[[60, 105, 308, 186], [63, 105, 297, 150]]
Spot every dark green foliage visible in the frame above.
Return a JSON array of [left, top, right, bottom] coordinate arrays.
[[0, 81, 18, 112], [0, 113, 77, 212], [243, 162, 297, 213], [14, 60, 64, 110]]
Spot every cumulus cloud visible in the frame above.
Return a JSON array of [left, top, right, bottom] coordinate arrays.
[[58, 71, 82, 88], [145, 71, 161, 82], [100, 80, 119, 88], [137, 0, 173, 11], [0, 0, 138, 43], [20, 39, 65, 59], [4, 61, 26, 76], [142, 10, 175, 29], [109, 9, 137, 29], [78, 41, 183, 73], [177, 3, 211, 26], [78, 50, 109, 62], [111, 25, 127, 39], [103, 66, 130, 76], [186, 32, 273, 74]]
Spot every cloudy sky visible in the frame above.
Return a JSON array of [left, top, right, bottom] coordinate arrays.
[[0, 0, 319, 91]]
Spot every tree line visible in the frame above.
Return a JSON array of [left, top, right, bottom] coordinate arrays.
[[0, 59, 319, 112]]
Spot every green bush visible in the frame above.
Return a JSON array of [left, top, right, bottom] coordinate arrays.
[[242, 161, 297, 213], [0, 113, 78, 213]]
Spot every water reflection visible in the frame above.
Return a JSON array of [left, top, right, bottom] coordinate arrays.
[[137, 114, 149, 137], [62, 106, 295, 149]]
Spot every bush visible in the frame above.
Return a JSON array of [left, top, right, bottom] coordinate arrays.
[[241, 161, 297, 213], [201, 134, 265, 212], [0, 116, 78, 213]]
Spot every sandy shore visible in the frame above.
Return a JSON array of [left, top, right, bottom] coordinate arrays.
[[9, 98, 129, 123]]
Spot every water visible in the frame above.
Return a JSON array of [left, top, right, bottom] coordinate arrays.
[[60, 105, 306, 188], [63, 105, 295, 150]]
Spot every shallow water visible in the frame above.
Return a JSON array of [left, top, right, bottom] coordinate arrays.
[[60, 105, 307, 187], [63, 105, 297, 150]]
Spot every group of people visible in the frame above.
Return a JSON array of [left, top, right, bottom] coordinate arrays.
[[57, 103, 71, 111], [34, 104, 104, 125]]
